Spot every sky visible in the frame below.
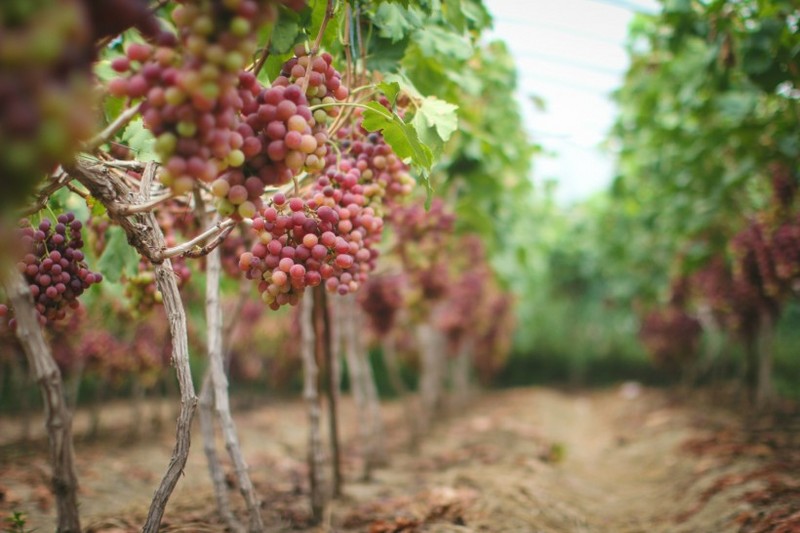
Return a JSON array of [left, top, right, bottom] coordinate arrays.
[[483, 0, 660, 204]]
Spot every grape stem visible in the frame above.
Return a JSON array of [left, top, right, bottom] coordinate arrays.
[[250, 39, 271, 77], [161, 218, 236, 259], [83, 102, 143, 153], [20, 169, 72, 217], [115, 192, 176, 215], [300, 0, 335, 95]]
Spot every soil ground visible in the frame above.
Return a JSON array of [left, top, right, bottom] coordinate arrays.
[[2, 385, 799, 532]]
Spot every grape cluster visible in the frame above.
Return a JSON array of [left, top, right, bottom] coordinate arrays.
[[239, 183, 383, 309], [125, 256, 192, 316], [0, 0, 95, 208], [109, 0, 284, 199], [5, 213, 102, 327], [358, 274, 406, 337], [0, 0, 168, 210], [639, 305, 703, 371], [334, 116, 415, 214], [731, 220, 781, 300], [390, 199, 455, 304], [212, 50, 350, 217], [771, 216, 800, 284]]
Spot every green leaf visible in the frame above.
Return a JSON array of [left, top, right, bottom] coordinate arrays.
[[97, 226, 140, 283], [309, 0, 342, 51], [361, 101, 433, 199], [443, 0, 466, 32], [88, 197, 107, 218], [261, 51, 293, 84], [121, 118, 157, 162], [414, 96, 458, 143], [373, 3, 423, 43], [377, 81, 401, 106], [270, 18, 300, 54], [412, 25, 473, 61]]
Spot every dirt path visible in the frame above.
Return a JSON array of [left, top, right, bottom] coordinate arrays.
[[0, 386, 785, 532]]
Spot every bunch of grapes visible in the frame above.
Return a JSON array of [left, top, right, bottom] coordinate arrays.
[[0, 0, 168, 210], [434, 270, 485, 345], [6, 213, 102, 327], [638, 305, 703, 371], [770, 216, 800, 284], [0, 0, 95, 208], [334, 115, 415, 214], [239, 183, 383, 309], [213, 50, 351, 217], [358, 274, 407, 337], [473, 292, 514, 385], [125, 256, 192, 316], [731, 219, 781, 299], [390, 199, 455, 304], [109, 0, 287, 199]]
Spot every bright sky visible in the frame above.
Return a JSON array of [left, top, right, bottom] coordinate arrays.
[[483, 0, 660, 204]]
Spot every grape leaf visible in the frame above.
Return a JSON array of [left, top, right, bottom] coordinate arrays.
[[413, 25, 472, 61], [270, 18, 300, 54], [377, 81, 401, 106], [361, 101, 434, 200], [413, 97, 458, 143], [97, 226, 140, 283], [121, 118, 157, 162], [373, 3, 423, 43]]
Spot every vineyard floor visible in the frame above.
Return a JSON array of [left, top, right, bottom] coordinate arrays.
[[2, 386, 798, 532]]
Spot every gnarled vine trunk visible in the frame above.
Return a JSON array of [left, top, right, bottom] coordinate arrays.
[[3, 268, 81, 533], [198, 372, 242, 533], [452, 337, 473, 410], [381, 332, 419, 450], [755, 311, 775, 410], [71, 160, 199, 532], [301, 290, 325, 522], [417, 322, 446, 432], [204, 243, 264, 531], [313, 286, 341, 497]]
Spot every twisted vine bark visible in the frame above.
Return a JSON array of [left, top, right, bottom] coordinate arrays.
[[69, 160, 198, 531], [417, 322, 446, 432], [199, 369, 242, 533], [358, 309, 385, 468], [343, 296, 384, 477], [314, 286, 341, 497], [205, 243, 264, 531], [301, 290, 325, 521], [452, 338, 474, 410], [381, 331, 419, 450], [3, 268, 81, 533]]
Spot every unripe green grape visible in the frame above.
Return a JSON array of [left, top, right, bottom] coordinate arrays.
[[216, 198, 235, 218], [155, 133, 178, 157], [173, 176, 195, 195], [230, 17, 250, 37], [176, 121, 197, 137], [227, 149, 245, 168], [211, 178, 230, 197], [165, 86, 186, 105], [238, 201, 257, 219], [224, 52, 245, 72]]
